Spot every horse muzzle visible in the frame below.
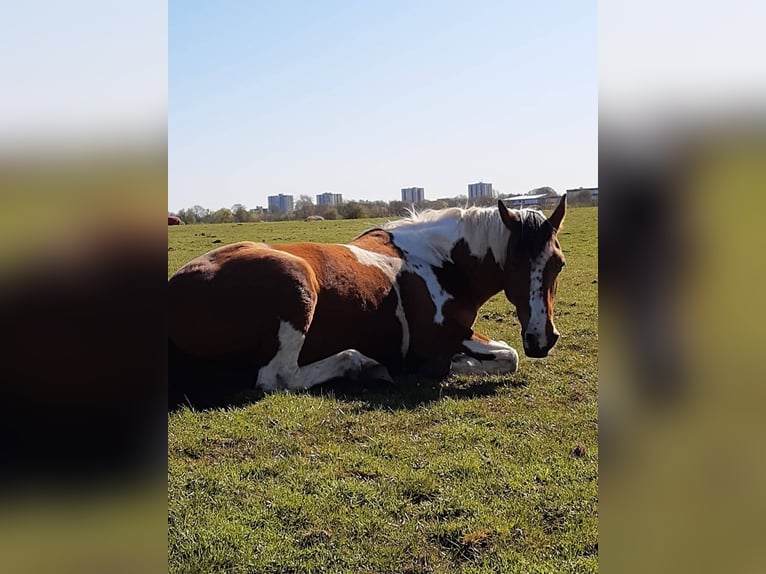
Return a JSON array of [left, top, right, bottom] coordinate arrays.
[[523, 330, 560, 358]]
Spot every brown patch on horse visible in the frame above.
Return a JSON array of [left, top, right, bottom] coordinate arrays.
[[168, 242, 317, 362], [271, 236, 406, 371], [351, 228, 402, 258], [397, 269, 460, 378], [435, 239, 504, 314], [542, 242, 565, 342]]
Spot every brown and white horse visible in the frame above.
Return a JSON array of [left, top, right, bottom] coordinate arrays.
[[168, 196, 566, 394]]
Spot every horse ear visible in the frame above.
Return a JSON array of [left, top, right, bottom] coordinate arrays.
[[498, 200, 520, 231], [548, 194, 566, 231]]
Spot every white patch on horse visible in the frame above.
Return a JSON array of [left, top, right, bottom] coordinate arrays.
[[393, 284, 410, 356], [462, 338, 515, 354], [342, 244, 409, 355], [383, 207, 527, 325], [409, 262, 451, 324], [256, 320, 304, 391], [525, 243, 554, 348], [342, 244, 402, 281], [256, 320, 392, 391], [383, 206, 511, 268], [451, 338, 519, 375]]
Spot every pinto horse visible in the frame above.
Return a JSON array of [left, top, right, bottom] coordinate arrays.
[[168, 196, 566, 395]]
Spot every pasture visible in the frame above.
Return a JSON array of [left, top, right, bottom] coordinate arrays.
[[168, 207, 598, 573]]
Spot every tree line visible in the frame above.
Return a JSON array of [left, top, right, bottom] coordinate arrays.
[[170, 188, 593, 225], [171, 194, 492, 224]]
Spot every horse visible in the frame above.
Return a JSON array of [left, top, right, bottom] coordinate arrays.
[[168, 196, 566, 396], [168, 215, 182, 225]]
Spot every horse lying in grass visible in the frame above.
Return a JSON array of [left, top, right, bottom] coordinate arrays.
[[168, 196, 566, 398]]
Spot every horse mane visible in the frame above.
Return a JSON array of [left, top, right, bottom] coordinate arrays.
[[355, 206, 553, 268], [364, 206, 505, 267]]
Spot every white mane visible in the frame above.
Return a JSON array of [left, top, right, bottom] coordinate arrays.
[[382, 206, 517, 268]]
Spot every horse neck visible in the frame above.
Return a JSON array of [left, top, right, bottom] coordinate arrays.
[[445, 244, 505, 312], [387, 210, 509, 312], [432, 240, 510, 315], [389, 208, 509, 267]]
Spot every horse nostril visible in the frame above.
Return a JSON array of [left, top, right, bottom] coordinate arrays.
[[525, 333, 536, 348]]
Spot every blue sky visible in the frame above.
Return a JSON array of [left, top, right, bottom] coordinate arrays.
[[169, 1, 596, 211]]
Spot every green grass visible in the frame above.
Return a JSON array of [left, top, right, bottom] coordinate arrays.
[[168, 207, 598, 573]]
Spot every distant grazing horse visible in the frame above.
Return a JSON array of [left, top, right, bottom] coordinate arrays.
[[168, 216, 182, 225], [168, 196, 566, 393]]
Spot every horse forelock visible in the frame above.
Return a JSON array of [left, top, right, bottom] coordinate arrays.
[[516, 209, 556, 262]]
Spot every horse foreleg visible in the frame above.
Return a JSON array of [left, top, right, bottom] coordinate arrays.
[[255, 321, 392, 391], [289, 349, 393, 391], [449, 334, 519, 375]]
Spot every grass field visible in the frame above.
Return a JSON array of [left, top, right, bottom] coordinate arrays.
[[168, 207, 598, 573]]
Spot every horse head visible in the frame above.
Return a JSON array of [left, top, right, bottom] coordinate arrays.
[[498, 195, 567, 358]]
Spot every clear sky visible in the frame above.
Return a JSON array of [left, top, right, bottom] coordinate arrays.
[[169, 0, 596, 212]]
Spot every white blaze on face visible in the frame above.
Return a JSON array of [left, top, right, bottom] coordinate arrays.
[[525, 243, 554, 349]]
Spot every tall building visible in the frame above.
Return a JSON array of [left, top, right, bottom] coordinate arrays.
[[267, 194, 294, 214], [316, 192, 343, 206], [468, 181, 494, 199], [401, 187, 425, 203]]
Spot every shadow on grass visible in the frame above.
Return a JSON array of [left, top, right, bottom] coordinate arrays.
[[169, 366, 530, 413], [306, 374, 529, 411], [169, 331, 531, 412]]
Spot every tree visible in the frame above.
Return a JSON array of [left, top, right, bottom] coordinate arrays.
[[339, 201, 367, 219], [452, 195, 468, 207], [176, 208, 197, 224], [363, 201, 390, 218], [294, 195, 316, 220], [387, 200, 406, 217], [248, 208, 264, 222], [232, 204, 250, 222], [211, 208, 234, 224], [191, 205, 210, 223], [321, 207, 339, 220], [425, 199, 448, 210], [470, 195, 497, 208]]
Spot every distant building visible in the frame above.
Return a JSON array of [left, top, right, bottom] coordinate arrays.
[[401, 187, 425, 203], [316, 192, 343, 206], [468, 181, 494, 199], [505, 194, 548, 209], [268, 194, 294, 214]]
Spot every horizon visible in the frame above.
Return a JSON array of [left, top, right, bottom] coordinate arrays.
[[169, 1, 597, 213], [170, 184, 590, 214]]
